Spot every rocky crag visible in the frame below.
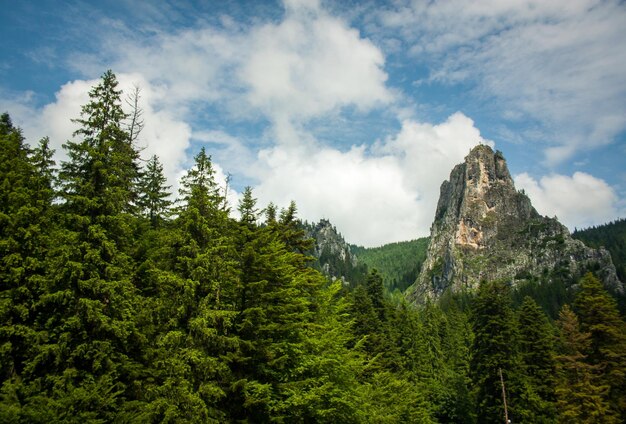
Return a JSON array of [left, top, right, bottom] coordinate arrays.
[[406, 144, 622, 303], [303, 219, 367, 285]]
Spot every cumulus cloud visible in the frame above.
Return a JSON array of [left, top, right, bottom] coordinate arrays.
[[515, 172, 622, 230], [240, 2, 391, 124], [254, 112, 490, 246], [87, 0, 391, 129], [378, 0, 626, 163]]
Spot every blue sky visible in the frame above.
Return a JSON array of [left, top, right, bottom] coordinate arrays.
[[1, 0, 625, 246]]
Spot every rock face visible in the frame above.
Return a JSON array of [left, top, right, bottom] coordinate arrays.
[[304, 219, 365, 285], [407, 145, 622, 303]]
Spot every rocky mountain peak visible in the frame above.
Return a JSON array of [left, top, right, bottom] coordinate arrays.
[[407, 145, 622, 303]]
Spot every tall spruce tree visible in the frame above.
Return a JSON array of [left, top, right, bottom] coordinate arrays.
[[138, 147, 238, 422], [554, 305, 615, 423], [231, 202, 326, 421], [60, 69, 140, 220], [277, 201, 313, 254], [0, 116, 57, 421], [137, 154, 171, 227], [470, 280, 525, 424], [24, 71, 145, 421], [573, 273, 626, 417], [238, 186, 258, 228], [517, 296, 557, 422], [365, 269, 386, 321]]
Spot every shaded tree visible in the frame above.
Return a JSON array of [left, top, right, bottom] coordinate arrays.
[[470, 281, 526, 423], [573, 273, 626, 417], [517, 296, 557, 422], [22, 71, 145, 420], [554, 305, 615, 423], [0, 117, 56, 420]]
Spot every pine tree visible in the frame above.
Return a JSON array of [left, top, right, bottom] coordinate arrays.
[[437, 300, 473, 423], [349, 283, 386, 365], [60, 69, 140, 220], [238, 186, 258, 228], [517, 296, 557, 422], [554, 305, 615, 423], [573, 272, 626, 417], [137, 154, 171, 227], [277, 201, 313, 254], [264, 202, 277, 225], [365, 269, 385, 321], [269, 280, 364, 423], [230, 204, 325, 421]]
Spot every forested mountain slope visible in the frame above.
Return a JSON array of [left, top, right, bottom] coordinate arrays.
[[352, 238, 429, 294], [573, 218, 626, 282]]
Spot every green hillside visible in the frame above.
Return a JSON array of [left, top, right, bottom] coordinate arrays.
[[352, 237, 429, 293], [573, 218, 626, 282]]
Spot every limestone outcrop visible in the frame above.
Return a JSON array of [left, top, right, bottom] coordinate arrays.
[[407, 144, 622, 302]]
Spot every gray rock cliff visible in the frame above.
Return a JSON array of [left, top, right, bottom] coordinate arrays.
[[304, 219, 365, 285], [407, 144, 622, 303]]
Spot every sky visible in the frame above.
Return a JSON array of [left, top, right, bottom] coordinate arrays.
[[1, 0, 625, 247]]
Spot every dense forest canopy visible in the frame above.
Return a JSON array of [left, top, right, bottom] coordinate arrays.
[[352, 238, 429, 295], [1, 71, 625, 423]]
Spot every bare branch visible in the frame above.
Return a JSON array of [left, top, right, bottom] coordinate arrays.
[[125, 84, 145, 142]]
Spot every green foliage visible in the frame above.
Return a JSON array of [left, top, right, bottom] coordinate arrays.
[[573, 219, 626, 283], [137, 155, 171, 227], [573, 273, 626, 418], [353, 237, 429, 293], [60, 70, 140, 219], [0, 114, 56, 392], [554, 305, 615, 423], [470, 280, 525, 424], [511, 274, 575, 319], [517, 296, 557, 422], [238, 186, 258, 228]]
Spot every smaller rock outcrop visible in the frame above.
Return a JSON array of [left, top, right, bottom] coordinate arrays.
[[407, 144, 622, 303], [304, 219, 366, 285]]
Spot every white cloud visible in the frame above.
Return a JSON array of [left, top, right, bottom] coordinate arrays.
[[378, 0, 626, 164], [515, 171, 622, 230], [255, 143, 416, 246], [378, 112, 493, 191], [76, 0, 391, 130], [192, 129, 260, 179], [253, 112, 489, 246], [103, 27, 241, 112], [240, 3, 391, 124]]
